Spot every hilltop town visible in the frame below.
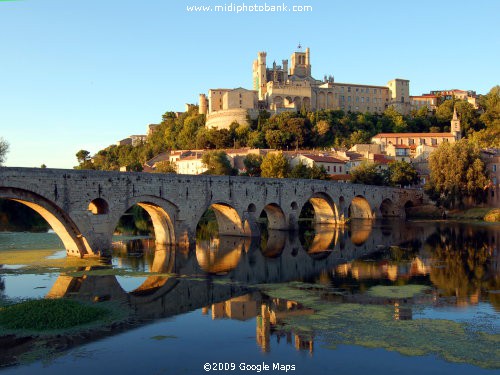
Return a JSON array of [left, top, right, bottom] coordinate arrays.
[[76, 47, 500, 209]]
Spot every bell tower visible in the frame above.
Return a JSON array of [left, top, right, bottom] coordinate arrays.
[[450, 107, 461, 140]]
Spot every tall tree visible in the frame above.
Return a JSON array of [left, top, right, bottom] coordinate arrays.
[[426, 139, 489, 207], [261, 152, 289, 178], [350, 162, 387, 186], [388, 161, 419, 187]]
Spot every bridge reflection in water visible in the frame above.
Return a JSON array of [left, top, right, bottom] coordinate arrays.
[[1, 220, 499, 366]]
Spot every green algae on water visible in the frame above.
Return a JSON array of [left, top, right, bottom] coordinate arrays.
[[366, 284, 430, 299], [0, 299, 108, 331], [259, 283, 500, 369]]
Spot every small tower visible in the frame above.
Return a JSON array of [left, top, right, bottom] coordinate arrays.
[[253, 52, 268, 100], [450, 107, 461, 140], [199, 94, 208, 115]]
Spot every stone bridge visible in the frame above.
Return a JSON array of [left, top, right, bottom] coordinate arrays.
[[0, 167, 424, 257]]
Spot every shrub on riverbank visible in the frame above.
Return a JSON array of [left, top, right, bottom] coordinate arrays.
[[0, 299, 109, 331], [484, 209, 500, 222]]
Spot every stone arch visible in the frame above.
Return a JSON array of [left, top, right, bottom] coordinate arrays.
[[317, 92, 326, 109], [0, 187, 92, 257], [260, 230, 286, 258], [88, 198, 109, 215], [285, 96, 294, 107], [247, 203, 256, 213], [303, 192, 338, 224], [260, 203, 287, 230], [348, 196, 373, 219], [201, 202, 245, 236], [403, 200, 414, 217], [112, 196, 177, 245], [380, 198, 397, 217]]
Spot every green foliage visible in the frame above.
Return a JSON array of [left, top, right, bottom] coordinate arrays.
[[388, 161, 419, 187], [289, 161, 328, 180], [73, 86, 498, 174], [261, 152, 290, 178], [350, 162, 388, 186], [0, 137, 9, 165], [0, 199, 49, 232], [0, 299, 108, 331], [426, 139, 489, 208], [243, 154, 263, 177], [153, 160, 176, 174], [201, 151, 236, 176]]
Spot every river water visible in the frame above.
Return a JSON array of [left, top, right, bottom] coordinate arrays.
[[0, 220, 498, 375]]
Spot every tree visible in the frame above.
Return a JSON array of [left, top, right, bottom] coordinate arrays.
[[0, 137, 9, 166], [154, 161, 176, 174], [426, 139, 489, 208], [388, 161, 419, 187], [261, 152, 289, 178], [201, 151, 235, 176], [40, 164, 47, 169], [350, 162, 387, 186], [243, 154, 263, 177], [289, 161, 328, 180], [76, 149, 90, 164]]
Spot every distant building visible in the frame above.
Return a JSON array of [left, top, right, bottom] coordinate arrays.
[[289, 153, 347, 176], [116, 135, 147, 147], [200, 47, 411, 130]]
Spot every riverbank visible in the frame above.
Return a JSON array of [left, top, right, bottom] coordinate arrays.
[[407, 205, 500, 222]]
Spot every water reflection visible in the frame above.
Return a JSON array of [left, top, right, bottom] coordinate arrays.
[[0, 221, 499, 370]]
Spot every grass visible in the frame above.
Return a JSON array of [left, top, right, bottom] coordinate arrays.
[[0, 299, 109, 331]]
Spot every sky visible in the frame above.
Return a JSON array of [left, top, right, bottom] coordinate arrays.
[[0, 0, 498, 169]]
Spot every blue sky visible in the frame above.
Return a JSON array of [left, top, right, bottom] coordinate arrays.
[[1, 0, 498, 169]]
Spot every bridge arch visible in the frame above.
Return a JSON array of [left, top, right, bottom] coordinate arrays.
[[260, 203, 287, 230], [0, 187, 92, 257], [88, 198, 109, 215], [111, 196, 177, 245], [348, 195, 373, 219], [302, 192, 338, 224], [198, 202, 246, 237], [380, 198, 397, 217]]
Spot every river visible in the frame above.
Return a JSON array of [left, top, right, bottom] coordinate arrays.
[[0, 220, 498, 375]]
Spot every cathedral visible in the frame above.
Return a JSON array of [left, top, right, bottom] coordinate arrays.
[[199, 47, 411, 130]]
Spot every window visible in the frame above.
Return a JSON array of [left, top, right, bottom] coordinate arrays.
[[327, 166, 330, 171], [339, 166, 342, 172], [361, 97, 364, 103], [361, 88, 364, 93], [348, 96, 351, 102], [348, 87, 351, 92], [366, 97, 370, 103], [356, 97, 359, 103], [356, 88, 359, 92], [333, 166, 337, 172], [493, 165, 497, 172]]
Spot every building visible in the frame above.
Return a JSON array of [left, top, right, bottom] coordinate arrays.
[[410, 94, 439, 112], [116, 135, 147, 147], [289, 153, 347, 176], [200, 47, 411, 129]]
